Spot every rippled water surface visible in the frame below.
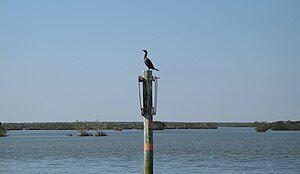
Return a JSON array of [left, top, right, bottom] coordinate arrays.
[[1, 128, 300, 174]]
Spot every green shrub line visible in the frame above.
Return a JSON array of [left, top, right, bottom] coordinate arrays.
[[2, 121, 217, 131], [2, 120, 299, 132], [0, 122, 6, 137]]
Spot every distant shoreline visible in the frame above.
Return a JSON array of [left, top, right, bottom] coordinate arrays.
[[2, 121, 219, 131], [2, 121, 300, 132]]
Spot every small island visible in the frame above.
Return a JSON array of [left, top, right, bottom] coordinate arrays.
[[0, 122, 6, 137], [254, 120, 300, 132], [76, 121, 107, 137], [254, 122, 270, 132], [271, 121, 300, 131]]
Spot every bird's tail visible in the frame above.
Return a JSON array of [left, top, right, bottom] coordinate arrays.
[[154, 68, 159, 71]]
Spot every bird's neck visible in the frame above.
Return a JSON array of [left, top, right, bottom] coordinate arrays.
[[144, 52, 147, 58]]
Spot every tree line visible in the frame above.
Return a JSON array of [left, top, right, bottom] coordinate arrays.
[[255, 120, 300, 132], [2, 121, 299, 133], [2, 121, 217, 131], [0, 122, 6, 137]]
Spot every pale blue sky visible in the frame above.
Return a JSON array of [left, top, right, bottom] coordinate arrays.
[[0, 0, 299, 122]]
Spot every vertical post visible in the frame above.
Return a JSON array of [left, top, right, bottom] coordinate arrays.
[[143, 70, 153, 174]]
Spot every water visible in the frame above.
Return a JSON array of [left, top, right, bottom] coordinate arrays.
[[1, 128, 300, 174]]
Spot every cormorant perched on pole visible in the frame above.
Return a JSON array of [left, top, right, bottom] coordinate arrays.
[[142, 50, 159, 71]]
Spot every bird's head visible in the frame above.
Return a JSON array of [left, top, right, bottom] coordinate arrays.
[[142, 50, 148, 54]]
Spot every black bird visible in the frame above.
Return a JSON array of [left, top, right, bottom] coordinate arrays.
[[142, 50, 159, 71]]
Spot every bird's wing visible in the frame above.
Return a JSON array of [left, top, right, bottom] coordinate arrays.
[[146, 58, 155, 69]]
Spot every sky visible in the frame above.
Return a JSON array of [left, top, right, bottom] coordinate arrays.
[[0, 0, 299, 123]]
